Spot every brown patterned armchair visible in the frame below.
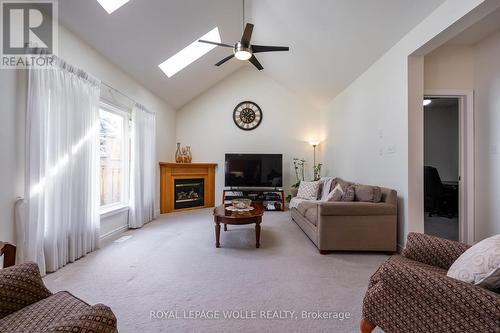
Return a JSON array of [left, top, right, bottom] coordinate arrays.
[[360, 233, 500, 333], [0, 241, 16, 268], [0, 262, 118, 333]]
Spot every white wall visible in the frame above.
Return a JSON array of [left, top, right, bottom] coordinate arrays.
[[176, 67, 322, 203], [424, 44, 474, 89], [424, 105, 459, 182], [321, 0, 491, 246], [0, 25, 176, 244], [0, 70, 26, 244], [424, 29, 500, 241], [472, 30, 500, 239]]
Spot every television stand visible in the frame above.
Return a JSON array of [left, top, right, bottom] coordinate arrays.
[[223, 189, 285, 211]]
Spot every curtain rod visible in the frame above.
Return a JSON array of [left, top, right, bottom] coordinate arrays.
[[101, 81, 155, 116]]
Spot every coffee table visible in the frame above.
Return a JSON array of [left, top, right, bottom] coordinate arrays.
[[213, 203, 264, 248]]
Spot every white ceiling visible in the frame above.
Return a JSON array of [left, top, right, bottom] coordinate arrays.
[[59, 0, 445, 109]]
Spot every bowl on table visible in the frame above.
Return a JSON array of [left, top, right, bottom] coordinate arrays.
[[231, 199, 252, 209]]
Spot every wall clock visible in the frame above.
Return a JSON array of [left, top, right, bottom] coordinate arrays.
[[233, 101, 263, 131]]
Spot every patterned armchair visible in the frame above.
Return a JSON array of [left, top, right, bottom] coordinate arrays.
[[360, 233, 500, 333], [0, 262, 118, 333]]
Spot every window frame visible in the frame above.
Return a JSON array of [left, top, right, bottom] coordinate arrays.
[[99, 101, 131, 213]]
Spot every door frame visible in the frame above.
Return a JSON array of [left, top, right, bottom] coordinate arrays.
[[424, 89, 475, 244]]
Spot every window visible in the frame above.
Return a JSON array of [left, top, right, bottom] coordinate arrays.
[[96, 0, 130, 14], [99, 103, 130, 209], [158, 27, 221, 78]]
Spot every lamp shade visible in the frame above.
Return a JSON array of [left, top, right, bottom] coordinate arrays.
[[309, 140, 320, 146]]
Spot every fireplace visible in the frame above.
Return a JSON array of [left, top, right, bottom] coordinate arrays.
[[174, 178, 205, 209], [159, 163, 216, 213]]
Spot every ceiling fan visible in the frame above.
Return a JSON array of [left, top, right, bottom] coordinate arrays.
[[198, 23, 289, 70]]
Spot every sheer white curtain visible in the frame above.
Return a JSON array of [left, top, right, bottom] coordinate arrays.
[[129, 104, 156, 228], [23, 57, 101, 275]]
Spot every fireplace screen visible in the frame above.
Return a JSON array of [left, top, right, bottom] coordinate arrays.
[[174, 178, 205, 209]]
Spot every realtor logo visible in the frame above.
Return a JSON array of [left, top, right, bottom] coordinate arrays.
[[1, 0, 58, 68]]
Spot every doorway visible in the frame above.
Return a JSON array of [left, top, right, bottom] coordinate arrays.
[[423, 91, 474, 244], [424, 98, 459, 240]]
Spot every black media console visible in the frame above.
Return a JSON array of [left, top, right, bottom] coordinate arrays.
[[223, 189, 285, 211]]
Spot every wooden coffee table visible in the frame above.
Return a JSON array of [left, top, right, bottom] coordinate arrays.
[[213, 203, 264, 248]]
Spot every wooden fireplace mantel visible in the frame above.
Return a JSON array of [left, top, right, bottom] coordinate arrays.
[[159, 162, 218, 168], [159, 162, 217, 213]]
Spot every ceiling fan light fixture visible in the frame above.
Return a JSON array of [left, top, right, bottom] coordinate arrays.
[[202, 21, 288, 70], [234, 42, 252, 60], [235, 50, 252, 60]]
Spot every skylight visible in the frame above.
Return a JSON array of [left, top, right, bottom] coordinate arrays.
[[158, 27, 221, 78], [96, 0, 130, 14]]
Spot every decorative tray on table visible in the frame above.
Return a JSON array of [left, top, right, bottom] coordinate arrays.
[[226, 199, 254, 211]]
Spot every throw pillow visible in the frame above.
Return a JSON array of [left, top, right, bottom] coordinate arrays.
[[447, 234, 500, 291], [296, 181, 320, 200], [373, 187, 382, 203], [341, 185, 355, 202], [354, 185, 383, 202], [476, 267, 500, 291], [334, 177, 354, 191], [326, 184, 344, 201]]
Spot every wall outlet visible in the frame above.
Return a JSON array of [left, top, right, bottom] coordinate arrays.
[[387, 144, 397, 154]]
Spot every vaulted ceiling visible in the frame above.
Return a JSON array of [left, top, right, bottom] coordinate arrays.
[[59, 0, 445, 109]]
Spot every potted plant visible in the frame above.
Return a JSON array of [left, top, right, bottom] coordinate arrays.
[[313, 163, 323, 181], [290, 158, 306, 199]]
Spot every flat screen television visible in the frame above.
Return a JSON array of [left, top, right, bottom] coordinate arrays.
[[225, 154, 283, 188]]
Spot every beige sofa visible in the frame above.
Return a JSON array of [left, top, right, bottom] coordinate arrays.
[[290, 180, 398, 253]]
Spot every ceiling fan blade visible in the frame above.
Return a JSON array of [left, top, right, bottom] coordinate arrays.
[[215, 54, 235, 66], [241, 23, 254, 45], [251, 45, 289, 53], [248, 55, 263, 70], [198, 40, 232, 48]]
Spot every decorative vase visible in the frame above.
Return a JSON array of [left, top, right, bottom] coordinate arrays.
[[181, 147, 187, 163], [175, 143, 193, 163], [186, 146, 192, 163], [175, 142, 182, 163]]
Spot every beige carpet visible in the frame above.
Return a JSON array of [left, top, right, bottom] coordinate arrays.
[[43, 209, 387, 333]]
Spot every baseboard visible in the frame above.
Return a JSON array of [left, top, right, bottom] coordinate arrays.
[[100, 225, 129, 244]]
